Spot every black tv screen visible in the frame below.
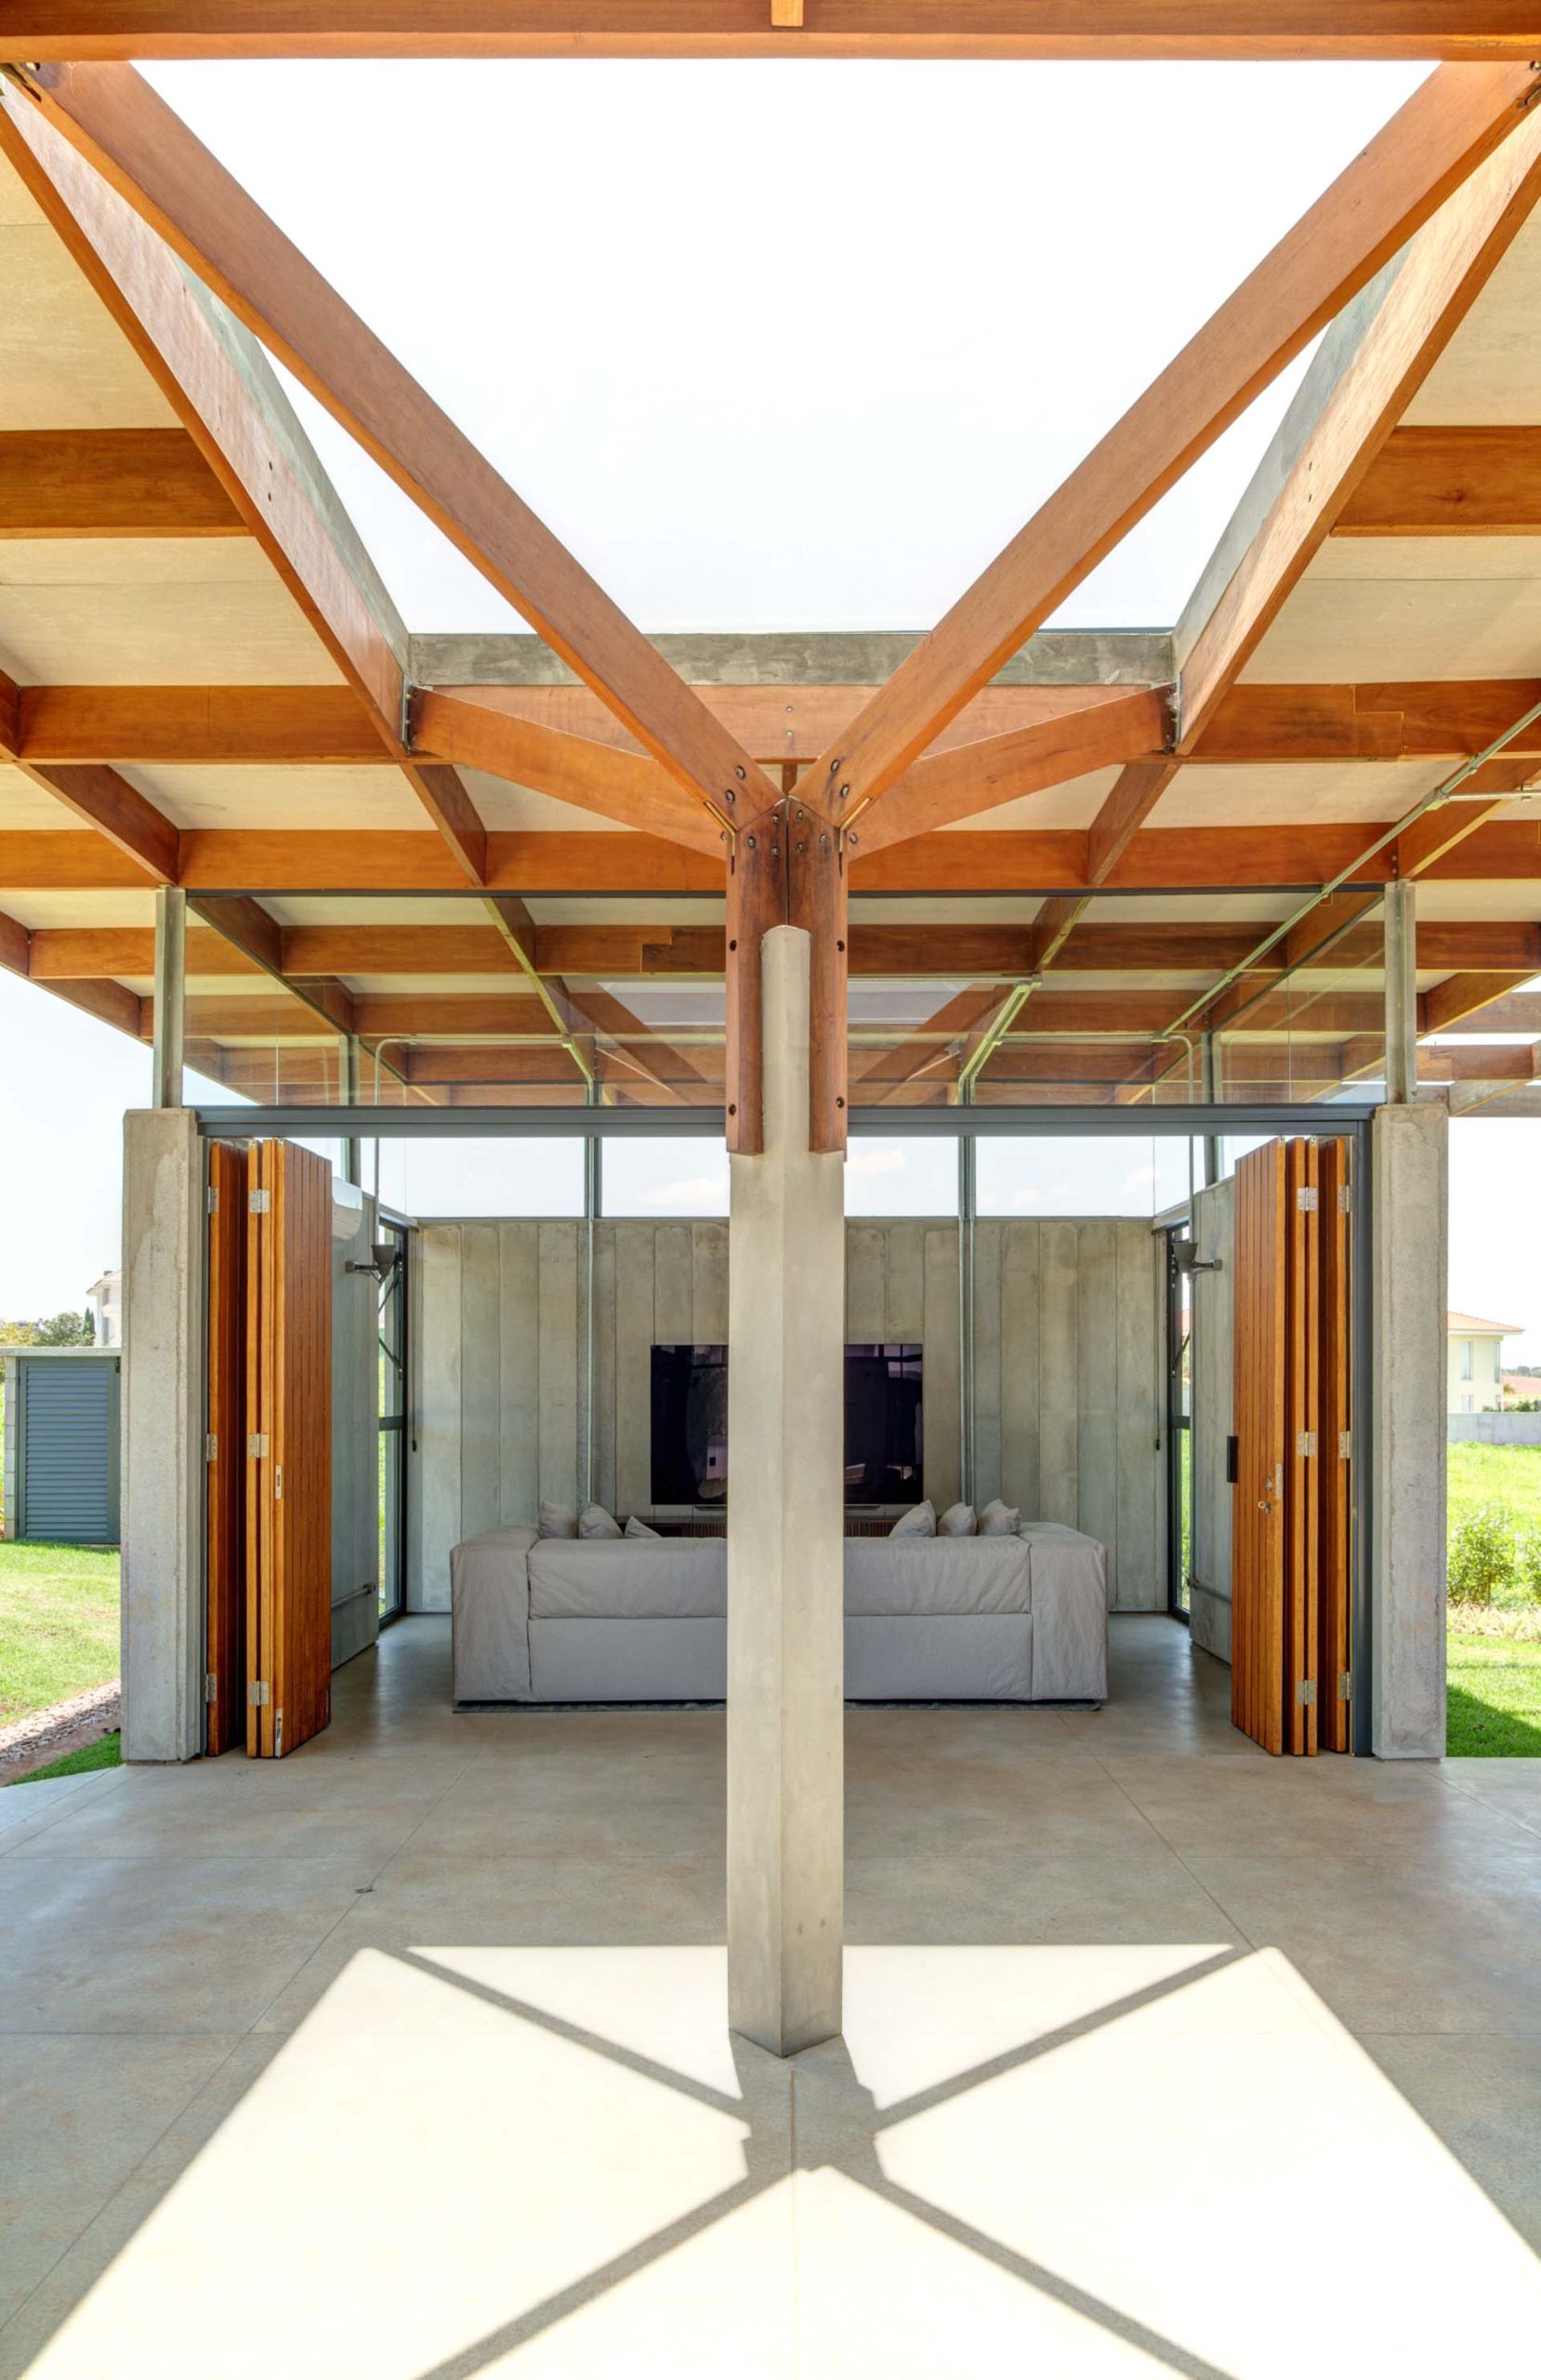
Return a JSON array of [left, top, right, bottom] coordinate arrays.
[[650, 1343, 923, 1509]]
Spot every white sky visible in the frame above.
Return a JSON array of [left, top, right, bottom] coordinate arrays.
[[2, 60, 1537, 1351]]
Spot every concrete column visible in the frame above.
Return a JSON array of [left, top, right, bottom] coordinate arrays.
[[727, 925, 845, 2056], [1370, 1100, 1448, 1757], [1384, 879, 1418, 1104], [120, 1107, 205, 1761], [151, 885, 186, 1110]]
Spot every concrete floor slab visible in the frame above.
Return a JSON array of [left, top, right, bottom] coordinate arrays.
[[3, 1613, 1540, 2376]]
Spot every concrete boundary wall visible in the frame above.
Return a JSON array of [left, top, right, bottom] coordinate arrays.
[[1447, 1412, 1541, 1446]]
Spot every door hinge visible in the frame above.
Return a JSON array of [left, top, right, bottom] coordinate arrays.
[[1338, 1670, 1352, 1702], [204, 1672, 217, 1704], [206, 1184, 219, 1214], [273, 1463, 283, 1501], [1297, 1430, 1317, 1457], [1297, 1679, 1317, 1707], [205, 1432, 217, 1462], [1297, 1185, 1318, 1212], [1338, 1429, 1352, 1461], [248, 1680, 270, 1707], [1338, 1183, 1352, 1213], [247, 1432, 269, 1459], [248, 1187, 270, 1214]]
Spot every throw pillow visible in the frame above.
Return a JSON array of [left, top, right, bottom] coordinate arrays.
[[979, 1499, 1021, 1537], [579, 1502, 623, 1540], [625, 1514, 661, 1540], [538, 1501, 577, 1540], [938, 1501, 977, 1537], [889, 1499, 936, 1539]]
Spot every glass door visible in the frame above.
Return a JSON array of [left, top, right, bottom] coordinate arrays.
[[1166, 1228, 1194, 1620], [376, 1216, 409, 1622]]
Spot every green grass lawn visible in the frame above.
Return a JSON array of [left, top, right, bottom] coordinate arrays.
[[1447, 1440, 1541, 1533], [1447, 1635, 1541, 1756], [1, 1730, 121, 1787], [0, 1540, 121, 1726]]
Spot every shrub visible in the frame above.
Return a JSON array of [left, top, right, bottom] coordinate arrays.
[[1448, 1506, 1520, 1605], [1519, 1534, 1541, 1604]]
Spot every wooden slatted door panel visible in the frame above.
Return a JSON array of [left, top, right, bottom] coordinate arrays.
[[205, 1140, 247, 1756], [1284, 1139, 1321, 1754], [246, 1139, 333, 1759], [1318, 1137, 1354, 1752], [1231, 1142, 1287, 1753]]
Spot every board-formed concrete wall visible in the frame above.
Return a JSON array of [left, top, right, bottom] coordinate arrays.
[[410, 1214, 1166, 1616], [1190, 1178, 1236, 1662]]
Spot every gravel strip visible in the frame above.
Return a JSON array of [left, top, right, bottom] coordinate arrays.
[[0, 1681, 122, 1782]]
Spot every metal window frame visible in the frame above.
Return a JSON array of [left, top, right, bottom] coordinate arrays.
[[375, 1211, 412, 1629], [192, 1103, 1379, 1141]]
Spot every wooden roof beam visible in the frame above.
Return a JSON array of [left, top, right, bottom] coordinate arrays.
[[2, 7, 1538, 62], [1179, 108, 1541, 747], [0, 89, 489, 882], [7, 66, 779, 851], [792, 61, 1541, 825], [846, 687, 1170, 853]]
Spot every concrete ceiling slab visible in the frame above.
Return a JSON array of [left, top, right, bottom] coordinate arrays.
[[1242, 573, 1541, 684]]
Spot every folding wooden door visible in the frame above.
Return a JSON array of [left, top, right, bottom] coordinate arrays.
[[1231, 1137, 1353, 1755], [243, 1139, 334, 1759], [204, 1140, 248, 1753]]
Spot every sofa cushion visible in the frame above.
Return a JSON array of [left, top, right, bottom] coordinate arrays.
[[579, 1501, 623, 1539], [889, 1498, 936, 1539], [979, 1499, 1021, 1537], [538, 1501, 576, 1539], [529, 1538, 727, 1620], [843, 1536, 1031, 1617], [938, 1501, 977, 1538], [625, 1514, 661, 1540]]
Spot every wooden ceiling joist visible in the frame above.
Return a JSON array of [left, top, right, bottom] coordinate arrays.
[[1, 6, 1536, 62], [1178, 108, 1541, 747], [9, 673, 1541, 771], [787, 61, 1541, 827], [0, 427, 244, 536], [7, 913, 1480, 983], [1336, 426, 1541, 536], [7, 65, 780, 852], [1, 663, 178, 879]]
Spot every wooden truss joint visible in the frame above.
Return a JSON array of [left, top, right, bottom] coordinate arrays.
[[725, 794, 849, 1159]]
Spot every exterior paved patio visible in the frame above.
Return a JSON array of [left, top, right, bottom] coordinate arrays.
[[3, 1615, 1541, 2376]]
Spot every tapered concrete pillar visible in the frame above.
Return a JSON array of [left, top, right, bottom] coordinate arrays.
[[121, 1106, 205, 1761], [727, 924, 845, 2056], [1371, 1099, 1448, 1757]]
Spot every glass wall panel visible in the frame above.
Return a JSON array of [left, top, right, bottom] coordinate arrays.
[[846, 1136, 958, 1216], [977, 1135, 1201, 1219], [602, 1136, 729, 1216], [375, 1138, 584, 1217]]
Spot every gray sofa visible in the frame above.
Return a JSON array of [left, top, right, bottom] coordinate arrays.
[[450, 1522, 1108, 1704]]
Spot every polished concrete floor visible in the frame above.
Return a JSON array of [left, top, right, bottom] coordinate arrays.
[[3, 1614, 1541, 2376]]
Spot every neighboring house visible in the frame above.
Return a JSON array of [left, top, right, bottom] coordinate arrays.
[[86, 1270, 122, 1348], [1446, 1312, 1522, 1414]]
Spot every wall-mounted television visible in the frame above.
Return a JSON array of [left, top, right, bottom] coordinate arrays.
[[650, 1342, 923, 1509]]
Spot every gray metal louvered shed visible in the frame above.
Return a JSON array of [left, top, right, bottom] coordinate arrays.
[[1, 1350, 121, 1544]]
